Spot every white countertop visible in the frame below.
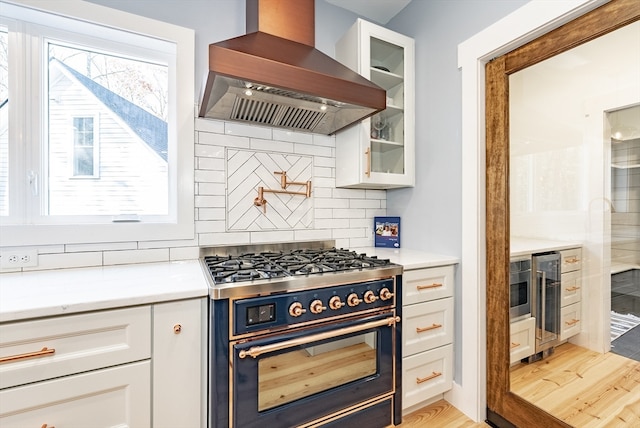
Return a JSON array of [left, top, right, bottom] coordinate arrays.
[[353, 247, 458, 270], [510, 237, 582, 258], [0, 260, 209, 323]]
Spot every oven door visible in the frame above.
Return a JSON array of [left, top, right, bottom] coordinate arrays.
[[232, 311, 398, 428]]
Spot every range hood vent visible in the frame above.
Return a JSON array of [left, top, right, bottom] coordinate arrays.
[[198, 0, 386, 135]]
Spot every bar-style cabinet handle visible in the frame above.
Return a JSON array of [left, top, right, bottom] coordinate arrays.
[[41, 424, 55, 428], [565, 286, 581, 292], [417, 283, 443, 290], [511, 342, 520, 349], [0, 347, 55, 364], [564, 257, 580, 264], [416, 323, 442, 333], [565, 319, 580, 326], [365, 148, 371, 177], [416, 371, 442, 384]]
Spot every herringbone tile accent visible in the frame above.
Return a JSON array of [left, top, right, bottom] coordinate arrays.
[[227, 149, 313, 231]]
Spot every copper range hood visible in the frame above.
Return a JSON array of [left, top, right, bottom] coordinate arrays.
[[198, 0, 386, 135]]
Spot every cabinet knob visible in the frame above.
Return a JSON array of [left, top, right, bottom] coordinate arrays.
[[173, 324, 182, 334]]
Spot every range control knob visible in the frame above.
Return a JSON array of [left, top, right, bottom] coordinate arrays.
[[379, 288, 394, 301], [329, 296, 345, 310], [310, 299, 327, 314], [363, 290, 378, 304], [347, 293, 362, 307], [289, 302, 307, 317]]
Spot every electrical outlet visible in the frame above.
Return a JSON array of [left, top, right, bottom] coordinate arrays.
[[0, 250, 38, 268]]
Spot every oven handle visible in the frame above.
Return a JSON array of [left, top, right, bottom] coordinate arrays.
[[238, 315, 401, 359]]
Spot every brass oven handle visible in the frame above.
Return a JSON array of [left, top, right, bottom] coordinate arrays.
[[238, 316, 400, 359], [565, 286, 580, 292], [0, 347, 56, 364], [565, 319, 580, 326], [416, 323, 442, 333], [417, 283, 443, 290], [416, 371, 442, 384], [365, 148, 371, 178]]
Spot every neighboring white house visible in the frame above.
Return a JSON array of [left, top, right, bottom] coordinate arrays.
[[19, 58, 169, 216]]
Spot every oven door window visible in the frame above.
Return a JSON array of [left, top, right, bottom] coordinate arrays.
[[232, 313, 396, 427], [258, 332, 377, 411]]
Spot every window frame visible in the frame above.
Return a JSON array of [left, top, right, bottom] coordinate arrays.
[[0, 0, 195, 246]]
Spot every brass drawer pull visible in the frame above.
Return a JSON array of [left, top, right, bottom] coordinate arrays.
[[511, 342, 520, 349], [564, 257, 580, 264], [565, 319, 580, 326], [0, 347, 56, 364], [41, 424, 55, 428], [417, 283, 443, 290], [416, 371, 442, 384], [416, 323, 442, 333], [565, 286, 581, 292]]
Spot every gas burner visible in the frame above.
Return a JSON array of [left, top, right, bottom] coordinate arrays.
[[202, 245, 394, 285]]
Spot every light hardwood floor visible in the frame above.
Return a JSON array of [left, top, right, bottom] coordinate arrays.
[[511, 343, 640, 427], [398, 400, 491, 427]]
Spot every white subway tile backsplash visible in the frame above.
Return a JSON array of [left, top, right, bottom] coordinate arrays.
[[195, 144, 225, 158], [24, 251, 103, 271], [313, 187, 332, 198], [314, 156, 335, 168], [250, 138, 295, 153], [198, 183, 226, 196], [195, 170, 225, 183], [313, 177, 336, 188], [138, 238, 198, 249], [250, 230, 295, 243], [294, 143, 332, 157], [350, 199, 382, 209], [170, 246, 200, 261], [104, 248, 169, 266], [272, 129, 314, 144], [332, 228, 366, 239], [349, 237, 374, 248], [314, 166, 333, 178], [65, 242, 137, 253], [195, 196, 226, 208], [198, 157, 225, 171], [315, 208, 334, 219], [365, 189, 386, 199], [315, 198, 349, 209], [199, 232, 251, 246], [198, 208, 227, 221], [225, 122, 272, 139], [312, 134, 335, 147], [333, 208, 366, 218], [350, 218, 373, 229], [294, 229, 331, 241], [333, 188, 366, 199], [195, 220, 227, 234], [366, 208, 387, 218], [315, 218, 349, 229], [195, 118, 225, 133]]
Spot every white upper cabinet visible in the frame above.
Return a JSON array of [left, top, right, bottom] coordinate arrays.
[[335, 19, 415, 189]]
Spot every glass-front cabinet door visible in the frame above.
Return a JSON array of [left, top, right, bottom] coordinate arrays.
[[336, 19, 415, 189]]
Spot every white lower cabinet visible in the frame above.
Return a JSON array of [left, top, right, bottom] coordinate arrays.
[[0, 298, 205, 428], [560, 301, 582, 341], [401, 264, 455, 413], [0, 361, 150, 428], [403, 344, 453, 409], [509, 316, 535, 364]]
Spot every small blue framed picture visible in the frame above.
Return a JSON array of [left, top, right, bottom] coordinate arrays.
[[374, 216, 400, 248]]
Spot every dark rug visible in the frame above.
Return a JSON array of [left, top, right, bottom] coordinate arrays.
[[611, 323, 640, 362]]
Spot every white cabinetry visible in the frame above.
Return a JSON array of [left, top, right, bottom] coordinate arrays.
[[335, 18, 415, 189], [560, 248, 582, 340], [509, 316, 535, 364], [0, 307, 151, 427], [153, 299, 205, 428], [401, 265, 454, 413], [0, 299, 205, 428]]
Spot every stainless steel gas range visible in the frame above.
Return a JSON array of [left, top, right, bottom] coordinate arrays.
[[200, 241, 403, 428]]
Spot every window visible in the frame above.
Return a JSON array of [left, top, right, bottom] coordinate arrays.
[[72, 117, 96, 177], [0, 1, 194, 245]]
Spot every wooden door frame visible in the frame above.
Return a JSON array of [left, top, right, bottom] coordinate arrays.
[[485, 0, 640, 426]]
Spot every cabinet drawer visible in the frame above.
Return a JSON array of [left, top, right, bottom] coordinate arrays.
[[403, 265, 454, 305], [0, 306, 151, 389], [509, 317, 535, 364], [560, 302, 582, 340], [0, 360, 150, 427], [560, 248, 582, 273], [402, 344, 452, 410], [561, 270, 582, 307], [403, 297, 453, 357]]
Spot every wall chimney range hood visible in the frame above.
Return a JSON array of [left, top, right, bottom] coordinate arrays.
[[198, 0, 386, 135]]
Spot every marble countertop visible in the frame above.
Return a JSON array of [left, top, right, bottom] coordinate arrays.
[[510, 237, 582, 258], [353, 247, 459, 270], [0, 260, 209, 323]]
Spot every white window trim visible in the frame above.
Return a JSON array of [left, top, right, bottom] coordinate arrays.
[[0, 0, 195, 246]]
